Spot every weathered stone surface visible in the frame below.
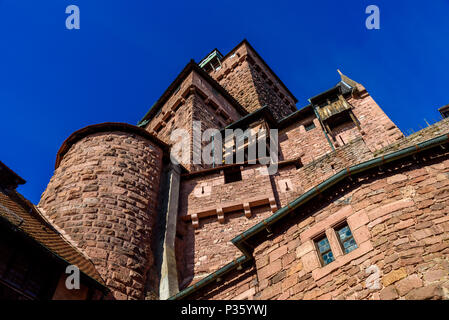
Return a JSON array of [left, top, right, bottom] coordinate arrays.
[[187, 137, 449, 300], [380, 286, 399, 300], [382, 268, 408, 287], [423, 269, 447, 283], [405, 285, 443, 300], [39, 131, 163, 300], [287, 262, 303, 276], [37, 41, 449, 301], [395, 275, 423, 296]]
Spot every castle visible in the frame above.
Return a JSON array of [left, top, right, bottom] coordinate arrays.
[[1, 40, 448, 300]]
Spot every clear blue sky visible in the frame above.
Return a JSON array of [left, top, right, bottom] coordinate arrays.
[[1, 0, 448, 203]]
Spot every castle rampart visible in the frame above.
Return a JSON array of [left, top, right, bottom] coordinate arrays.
[[39, 123, 166, 299]]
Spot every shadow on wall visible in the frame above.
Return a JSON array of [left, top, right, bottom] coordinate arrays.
[[176, 200, 274, 291], [186, 144, 449, 300]]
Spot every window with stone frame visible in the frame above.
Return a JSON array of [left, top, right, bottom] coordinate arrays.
[[334, 221, 358, 254], [314, 234, 335, 266], [298, 206, 374, 281]]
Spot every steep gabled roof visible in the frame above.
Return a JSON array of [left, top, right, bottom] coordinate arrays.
[[0, 161, 26, 189], [0, 172, 107, 291]]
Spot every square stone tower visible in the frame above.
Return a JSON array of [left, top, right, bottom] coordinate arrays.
[[201, 40, 298, 120]]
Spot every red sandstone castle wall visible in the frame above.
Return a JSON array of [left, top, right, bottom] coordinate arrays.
[[145, 70, 244, 171], [348, 84, 404, 151], [39, 130, 163, 300], [176, 135, 379, 289], [145, 72, 195, 145], [188, 147, 449, 300], [32, 38, 443, 300], [179, 165, 275, 218], [279, 85, 403, 166], [279, 117, 333, 163], [176, 164, 277, 287], [210, 41, 296, 120], [177, 205, 274, 289], [274, 137, 374, 208], [191, 71, 243, 123]]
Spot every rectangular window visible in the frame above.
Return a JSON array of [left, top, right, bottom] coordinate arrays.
[[304, 121, 316, 131], [335, 222, 358, 254], [154, 125, 163, 133], [314, 235, 334, 266], [224, 166, 242, 184]]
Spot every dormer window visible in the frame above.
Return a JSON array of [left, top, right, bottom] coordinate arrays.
[[199, 49, 223, 73]]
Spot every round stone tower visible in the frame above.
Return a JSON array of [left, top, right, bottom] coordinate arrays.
[[39, 123, 167, 300]]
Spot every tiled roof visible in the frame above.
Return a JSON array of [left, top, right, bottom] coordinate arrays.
[[0, 160, 26, 189], [0, 188, 106, 289]]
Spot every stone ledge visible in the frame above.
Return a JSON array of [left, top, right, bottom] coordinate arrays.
[[311, 240, 374, 281], [182, 195, 276, 228]]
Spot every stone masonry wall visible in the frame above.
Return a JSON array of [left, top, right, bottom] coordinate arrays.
[[348, 85, 404, 152], [176, 164, 277, 288], [145, 72, 194, 144], [176, 135, 377, 290], [191, 71, 243, 123], [145, 70, 244, 172], [179, 165, 275, 218], [210, 42, 296, 120], [279, 117, 334, 164], [189, 145, 449, 300], [213, 56, 261, 114], [274, 137, 374, 208], [39, 131, 163, 300], [331, 119, 360, 148], [177, 205, 273, 290], [375, 117, 449, 156], [277, 85, 403, 170]]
